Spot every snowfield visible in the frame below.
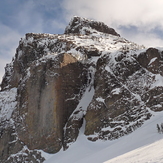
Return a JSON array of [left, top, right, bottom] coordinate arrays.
[[105, 139, 163, 163], [43, 106, 163, 163]]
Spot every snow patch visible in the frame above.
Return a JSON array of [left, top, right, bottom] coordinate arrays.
[[96, 97, 105, 103], [151, 74, 163, 88], [148, 57, 157, 65], [0, 88, 17, 122], [111, 88, 121, 95]]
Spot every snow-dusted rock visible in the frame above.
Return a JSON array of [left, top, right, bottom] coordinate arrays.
[[64, 16, 120, 36], [0, 16, 163, 162]]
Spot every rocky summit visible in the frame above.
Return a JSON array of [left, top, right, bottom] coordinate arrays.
[[1, 16, 163, 162]]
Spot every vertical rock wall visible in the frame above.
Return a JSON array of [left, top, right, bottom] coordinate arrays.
[[14, 53, 88, 153]]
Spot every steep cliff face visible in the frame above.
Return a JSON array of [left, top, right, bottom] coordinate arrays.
[[15, 52, 88, 153], [85, 47, 163, 140], [1, 17, 163, 162]]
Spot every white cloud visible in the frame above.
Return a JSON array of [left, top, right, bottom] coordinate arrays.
[[119, 28, 163, 47], [0, 23, 22, 83], [63, 0, 163, 29]]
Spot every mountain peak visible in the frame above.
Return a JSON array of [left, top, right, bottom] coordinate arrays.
[[1, 16, 163, 163], [64, 16, 120, 36]]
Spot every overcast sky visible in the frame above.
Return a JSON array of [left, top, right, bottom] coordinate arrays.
[[0, 0, 163, 83]]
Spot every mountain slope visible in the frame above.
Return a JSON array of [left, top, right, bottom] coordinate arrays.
[[45, 110, 163, 163], [106, 139, 163, 163], [0, 16, 163, 162]]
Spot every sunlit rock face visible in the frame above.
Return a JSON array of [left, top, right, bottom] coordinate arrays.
[[1, 16, 163, 162]]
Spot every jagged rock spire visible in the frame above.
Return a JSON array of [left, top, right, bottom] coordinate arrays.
[[64, 16, 120, 36]]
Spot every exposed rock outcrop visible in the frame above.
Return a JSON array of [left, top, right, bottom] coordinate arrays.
[[15, 52, 88, 153], [0, 17, 163, 162], [64, 16, 120, 36]]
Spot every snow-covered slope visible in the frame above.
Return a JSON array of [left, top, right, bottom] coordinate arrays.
[[105, 139, 163, 163], [44, 110, 163, 163]]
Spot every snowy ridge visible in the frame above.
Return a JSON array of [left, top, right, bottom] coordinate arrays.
[[64, 16, 120, 37], [4, 29, 145, 88], [21, 27, 144, 63]]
